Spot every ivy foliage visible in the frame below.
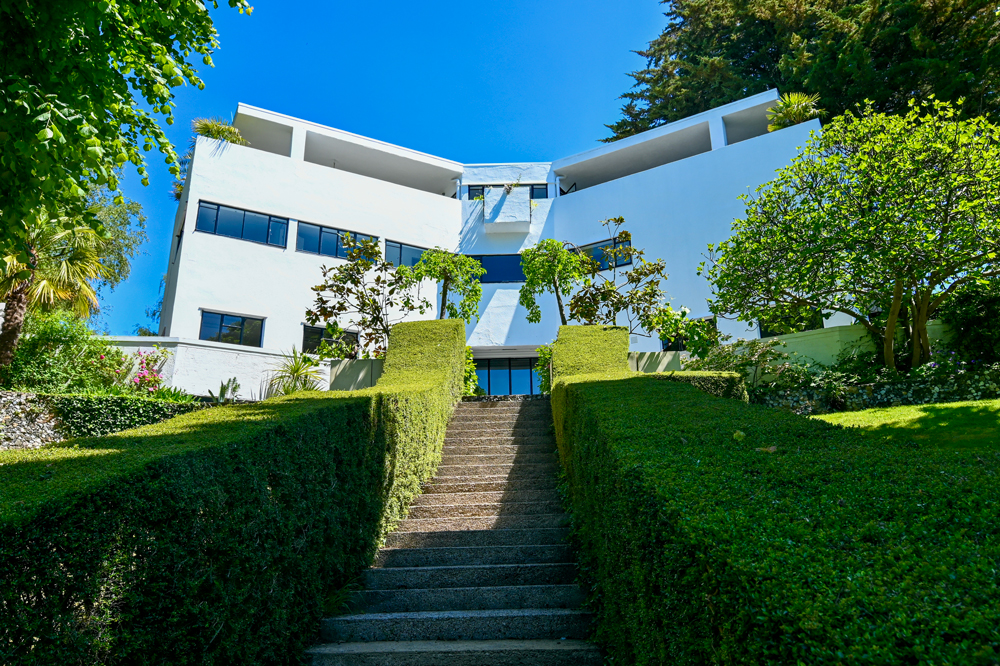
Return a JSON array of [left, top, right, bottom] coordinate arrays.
[[703, 100, 1000, 371], [0, 319, 466, 665], [605, 0, 1000, 141], [550, 324, 1000, 664], [0, 0, 251, 250]]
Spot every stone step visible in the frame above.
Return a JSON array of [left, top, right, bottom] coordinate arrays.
[[396, 514, 569, 533], [440, 453, 557, 466], [354, 584, 585, 613], [422, 478, 558, 494], [407, 501, 563, 520], [449, 415, 552, 426], [444, 435, 554, 447], [307, 639, 601, 666], [413, 490, 561, 506], [320, 608, 592, 643], [435, 463, 560, 478], [442, 444, 555, 456], [376, 544, 572, 568], [385, 528, 569, 549], [447, 425, 551, 436], [364, 562, 576, 591]]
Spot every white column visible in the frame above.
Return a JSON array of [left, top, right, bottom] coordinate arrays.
[[709, 117, 728, 150], [290, 126, 307, 161]]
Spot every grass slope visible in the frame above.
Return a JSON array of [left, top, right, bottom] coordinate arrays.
[[816, 399, 1000, 450]]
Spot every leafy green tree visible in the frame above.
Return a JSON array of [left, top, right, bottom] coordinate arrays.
[[568, 217, 672, 338], [605, 0, 1000, 141], [407, 249, 485, 322], [306, 236, 432, 358], [0, 1, 250, 250], [702, 100, 1000, 371], [0, 185, 145, 366], [518, 239, 586, 326]]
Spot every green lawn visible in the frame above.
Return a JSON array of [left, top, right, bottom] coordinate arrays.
[[815, 399, 1000, 450]]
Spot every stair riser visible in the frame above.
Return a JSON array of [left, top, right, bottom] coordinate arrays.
[[442, 444, 555, 456], [435, 464, 560, 478], [449, 417, 552, 428], [365, 563, 576, 590], [444, 436, 554, 446], [320, 613, 591, 642], [385, 528, 569, 549], [377, 544, 573, 568], [448, 427, 551, 437], [414, 490, 561, 505], [408, 502, 563, 519], [422, 479, 558, 494], [308, 643, 601, 666], [440, 453, 556, 466], [397, 515, 567, 532], [355, 584, 585, 612]]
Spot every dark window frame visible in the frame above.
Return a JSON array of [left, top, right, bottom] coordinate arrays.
[[295, 221, 378, 260], [302, 324, 359, 355], [467, 185, 485, 200], [198, 310, 265, 348], [385, 240, 428, 268], [194, 201, 288, 248], [578, 237, 633, 271], [467, 254, 526, 283], [529, 184, 548, 199]]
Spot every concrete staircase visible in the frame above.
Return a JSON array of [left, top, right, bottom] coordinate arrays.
[[308, 396, 602, 665]]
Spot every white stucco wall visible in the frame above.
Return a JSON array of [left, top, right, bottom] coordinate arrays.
[[164, 137, 461, 354]]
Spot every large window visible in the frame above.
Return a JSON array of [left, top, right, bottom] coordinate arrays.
[[195, 202, 288, 248], [302, 325, 359, 354], [468, 254, 525, 283], [579, 237, 632, 270], [474, 358, 542, 396], [385, 241, 426, 268], [296, 222, 376, 259], [530, 184, 548, 199], [199, 311, 264, 347]]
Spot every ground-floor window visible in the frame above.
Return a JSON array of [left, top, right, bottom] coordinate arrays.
[[199, 311, 264, 347], [474, 358, 543, 396]]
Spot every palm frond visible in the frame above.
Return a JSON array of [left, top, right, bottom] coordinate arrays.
[[767, 93, 824, 132], [191, 117, 248, 146]]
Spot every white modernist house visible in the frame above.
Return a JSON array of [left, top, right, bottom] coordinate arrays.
[[133, 89, 833, 397]]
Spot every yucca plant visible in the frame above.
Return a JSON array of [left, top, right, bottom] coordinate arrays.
[[171, 117, 248, 201], [766, 92, 824, 131], [266, 347, 324, 396]]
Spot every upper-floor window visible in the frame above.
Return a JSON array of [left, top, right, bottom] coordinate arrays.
[[468, 185, 485, 200], [468, 254, 525, 283], [530, 184, 548, 199], [385, 241, 426, 268], [579, 237, 632, 271], [302, 325, 359, 355], [296, 222, 376, 259], [199, 310, 264, 347], [195, 202, 288, 248]]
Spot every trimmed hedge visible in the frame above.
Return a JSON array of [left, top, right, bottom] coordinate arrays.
[[653, 370, 748, 402], [551, 324, 631, 379], [0, 319, 465, 666], [45, 394, 203, 438], [552, 326, 1000, 664]]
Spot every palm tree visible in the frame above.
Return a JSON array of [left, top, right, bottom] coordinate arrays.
[[171, 117, 248, 201], [0, 216, 111, 367], [766, 92, 825, 132], [264, 347, 324, 397]]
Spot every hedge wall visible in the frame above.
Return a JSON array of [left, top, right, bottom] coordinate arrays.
[[45, 394, 203, 438], [0, 319, 465, 666], [551, 326, 1000, 664]]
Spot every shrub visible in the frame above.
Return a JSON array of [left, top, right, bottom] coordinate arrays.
[[551, 326, 1000, 665], [44, 394, 203, 438], [937, 278, 1000, 364], [0, 319, 465, 665], [1, 310, 126, 393]]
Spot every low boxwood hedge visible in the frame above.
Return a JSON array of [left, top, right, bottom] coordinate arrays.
[[552, 325, 1000, 664], [0, 319, 465, 666], [45, 393, 204, 438]]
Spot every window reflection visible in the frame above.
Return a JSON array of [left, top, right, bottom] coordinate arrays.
[[475, 358, 540, 396]]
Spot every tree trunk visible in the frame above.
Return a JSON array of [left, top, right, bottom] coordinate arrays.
[[0, 282, 31, 368], [438, 277, 450, 319], [910, 292, 932, 368], [882, 280, 904, 372], [553, 277, 567, 326]]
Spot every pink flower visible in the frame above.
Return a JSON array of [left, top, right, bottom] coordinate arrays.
[[115, 369, 121, 373], [99, 355, 105, 359]]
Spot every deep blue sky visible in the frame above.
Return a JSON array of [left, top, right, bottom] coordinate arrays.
[[102, 0, 666, 335]]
